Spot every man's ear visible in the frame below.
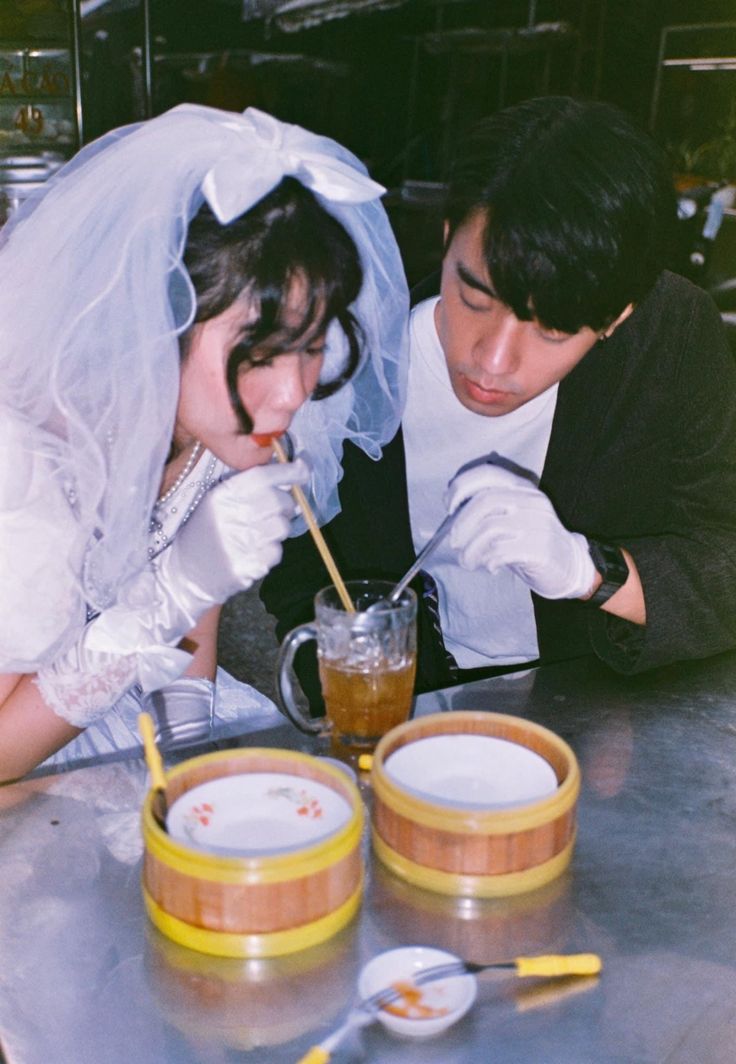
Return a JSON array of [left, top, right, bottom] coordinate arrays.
[[603, 303, 635, 338]]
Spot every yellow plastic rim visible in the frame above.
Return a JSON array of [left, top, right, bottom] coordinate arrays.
[[163, 746, 359, 791], [142, 877, 363, 958], [372, 828, 575, 898], [146, 918, 353, 981], [371, 712, 580, 835], [142, 748, 364, 884]]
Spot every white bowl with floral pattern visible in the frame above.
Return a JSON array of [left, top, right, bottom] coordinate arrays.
[[166, 771, 353, 856]]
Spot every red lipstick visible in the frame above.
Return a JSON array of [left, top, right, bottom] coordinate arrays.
[[252, 430, 285, 448]]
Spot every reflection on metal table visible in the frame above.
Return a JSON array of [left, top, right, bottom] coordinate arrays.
[[1, 650, 736, 1063]]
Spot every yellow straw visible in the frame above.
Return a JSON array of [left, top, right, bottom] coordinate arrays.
[[271, 437, 355, 612]]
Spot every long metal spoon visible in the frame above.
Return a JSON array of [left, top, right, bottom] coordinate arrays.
[[367, 498, 470, 612], [277, 434, 465, 610], [372, 450, 523, 610]]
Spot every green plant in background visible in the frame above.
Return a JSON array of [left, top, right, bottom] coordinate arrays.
[[668, 99, 736, 182]]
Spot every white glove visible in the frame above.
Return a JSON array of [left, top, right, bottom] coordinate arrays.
[[445, 464, 597, 601], [131, 458, 309, 642], [36, 459, 308, 726]]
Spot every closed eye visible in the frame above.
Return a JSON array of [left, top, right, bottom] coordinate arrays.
[[305, 343, 327, 358], [236, 344, 274, 370], [459, 288, 495, 312], [457, 263, 497, 311], [535, 325, 573, 343]]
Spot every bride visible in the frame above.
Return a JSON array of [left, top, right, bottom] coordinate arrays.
[[0, 104, 408, 780]]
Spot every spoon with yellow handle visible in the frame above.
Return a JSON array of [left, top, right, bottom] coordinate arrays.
[[296, 953, 602, 1063], [138, 711, 169, 832]]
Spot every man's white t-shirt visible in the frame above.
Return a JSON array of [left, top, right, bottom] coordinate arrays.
[[402, 297, 558, 669]]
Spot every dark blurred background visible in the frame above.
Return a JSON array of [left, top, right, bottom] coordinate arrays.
[[3, 0, 736, 285], [3, 0, 736, 695]]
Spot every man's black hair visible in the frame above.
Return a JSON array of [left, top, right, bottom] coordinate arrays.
[[444, 96, 677, 334]]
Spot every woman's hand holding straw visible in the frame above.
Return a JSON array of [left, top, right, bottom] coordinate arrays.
[[36, 461, 308, 726]]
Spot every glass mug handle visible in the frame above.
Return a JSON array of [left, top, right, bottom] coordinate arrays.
[[275, 622, 324, 735]]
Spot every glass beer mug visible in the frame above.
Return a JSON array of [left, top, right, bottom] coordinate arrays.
[[276, 580, 417, 753]]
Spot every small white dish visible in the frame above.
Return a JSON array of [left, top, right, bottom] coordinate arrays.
[[385, 734, 557, 809], [166, 772, 352, 856], [358, 946, 477, 1038]]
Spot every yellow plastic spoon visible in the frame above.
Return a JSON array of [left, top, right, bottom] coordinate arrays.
[[138, 711, 168, 831]]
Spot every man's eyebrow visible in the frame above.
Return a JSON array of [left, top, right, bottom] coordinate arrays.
[[456, 262, 496, 298]]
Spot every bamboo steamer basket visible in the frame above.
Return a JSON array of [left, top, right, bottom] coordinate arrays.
[[141, 748, 364, 958], [370, 712, 580, 898]]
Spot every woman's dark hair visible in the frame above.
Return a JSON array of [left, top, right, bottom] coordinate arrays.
[[444, 96, 678, 333], [183, 176, 364, 433]]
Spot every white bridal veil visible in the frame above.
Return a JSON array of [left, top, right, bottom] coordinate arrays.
[[0, 105, 409, 671]]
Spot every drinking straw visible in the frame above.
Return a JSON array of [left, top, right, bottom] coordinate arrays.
[[271, 437, 355, 612]]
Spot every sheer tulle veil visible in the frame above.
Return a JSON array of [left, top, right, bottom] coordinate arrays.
[[0, 105, 409, 635]]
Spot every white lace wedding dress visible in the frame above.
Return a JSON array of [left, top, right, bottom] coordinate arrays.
[[39, 447, 283, 771]]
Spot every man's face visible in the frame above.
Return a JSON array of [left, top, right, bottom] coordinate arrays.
[[435, 210, 603, 417]]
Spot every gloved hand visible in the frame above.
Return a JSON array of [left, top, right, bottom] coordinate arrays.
[[37, 459, 308, 726], [136, 458, 310, 641], [445, 463, 597, 601]]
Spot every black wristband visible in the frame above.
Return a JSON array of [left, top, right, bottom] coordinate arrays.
[[585, 540, 629, 607]]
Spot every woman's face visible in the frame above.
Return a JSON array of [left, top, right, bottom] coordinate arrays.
[[174, 286, 326, 470]]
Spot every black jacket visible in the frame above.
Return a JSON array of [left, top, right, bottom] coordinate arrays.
[[262, 271, 736, 705]]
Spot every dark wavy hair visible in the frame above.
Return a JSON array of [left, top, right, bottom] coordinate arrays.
[[444, 96, 677, 334], [182, 176, 364, 433]]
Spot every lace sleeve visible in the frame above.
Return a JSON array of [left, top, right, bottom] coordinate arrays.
[[35, 648, 139, 727], [30, 448, 225, 726]]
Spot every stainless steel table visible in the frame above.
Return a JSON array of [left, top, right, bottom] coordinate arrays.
[[2, 651, 736, 1064]]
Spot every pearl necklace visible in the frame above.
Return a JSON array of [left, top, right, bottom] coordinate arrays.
[[148, 442, 220, 559], [155, 441, 203, 509]]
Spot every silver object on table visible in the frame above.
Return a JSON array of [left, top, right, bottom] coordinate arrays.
[[143, 676, 215, 751], [378, 499, 470, 607], [3, 652, 736, 1062]]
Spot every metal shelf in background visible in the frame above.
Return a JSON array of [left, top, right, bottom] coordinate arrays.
[[649, 21, 736, 134], [401, 13, 578, 183]]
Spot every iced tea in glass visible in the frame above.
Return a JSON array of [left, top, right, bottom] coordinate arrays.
[[276, 579, 417, 752]]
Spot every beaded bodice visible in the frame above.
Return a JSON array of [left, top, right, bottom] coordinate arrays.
[[148, 446, 226, 558]]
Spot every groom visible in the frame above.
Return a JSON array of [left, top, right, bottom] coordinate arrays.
[[261, 95, 736, 709]]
